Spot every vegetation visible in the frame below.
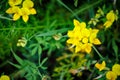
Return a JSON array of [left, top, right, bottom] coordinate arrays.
[[0, 0, 120, 80]]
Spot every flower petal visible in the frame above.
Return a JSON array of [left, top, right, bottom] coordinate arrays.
[[13, 13, 21, 21], [22, 15, 29, 22]]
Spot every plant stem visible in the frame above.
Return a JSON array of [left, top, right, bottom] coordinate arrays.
[[92, 46, 104, 59], [57, 0, 81, 21], [0, 15, 12, 20]]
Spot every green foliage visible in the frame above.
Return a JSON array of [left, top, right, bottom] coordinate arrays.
[[0, 0, 120, 80]]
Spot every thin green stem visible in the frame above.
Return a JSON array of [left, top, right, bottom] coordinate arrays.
[[0, 15, 13, 20], [0, 60, 9, 68], [38, 53, 41, 66], [72, 0, 103, 17], [57, 0, 81, 21], [92, 45, 104, 59]]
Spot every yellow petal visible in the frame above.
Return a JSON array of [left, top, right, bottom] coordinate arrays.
[[22, 15, 29, 22], [13, 13, 21, 21], [84, 43, 92, 53], [80, 22, 86, 28], [81, 28, 90, 37], [104, 21, 113, 28], [75, 43, 83, 53], [30, 8, 36, 14], [6, 7, 14, 14], [23, 0, 34, 8], [0, 75, 10, 80], [67, 31, 74, 37], [95, 61, 106, 71], [93, 38, 101, 45], [9, 0, 22, 6], [106, 10, 115, 22], [112, 64, 120, 76], [73, 19, 81, 27], [106, 71, 117, 80], [21, 7, 30, 15]]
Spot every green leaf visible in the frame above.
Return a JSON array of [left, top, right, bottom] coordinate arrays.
[[31, 46, 38, 56], [112, 39, 118, 56], [11, 48, 23, 65], [38, 45, 42, 56], [29, 43, 37, 49], [72, 0, 103, 17], [8, 61, 21, 69], [74, 0, 78, 7], [40, 58, 48, 66]]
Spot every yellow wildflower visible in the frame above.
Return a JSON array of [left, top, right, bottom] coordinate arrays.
[[106, 10, 115, 22], [104, 10, 118, 28], [75, 42, 83, 53], [21, 7, 30, 22], [82, 43, 92, 53], [12, 6, 22, 21], [6, 6, 22, 21], [67, 19, 101, 53], [0, 75, 10, 80], [112, 64, 120, 76], [95, 61, 106, 71], [22, 0, 36, 14], [104, 21, 113, 29], [6, 0, 36, 22], [106, 71, 117, 80], [89, 29, 101, 45], [8, 0, 22, 6], [68, 20, 100, 53]]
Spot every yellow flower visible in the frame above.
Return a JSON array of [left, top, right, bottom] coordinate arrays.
[[104, 20, 113, 29], [6, 0, 36, 22], [106, 71, 117, 80], [106, 10, 115, 22], [0, 75, 10, 80], [82, 43, 92, 53], [67, 19, 101, 53], [12, 6, 22, 21], [104, 10, 118, 29], [67, 20, 85, 45], [21, 7, 30, 22], [8, 0, 22, 6], [95, 61, 106, 71], [22, 0, 36, 14], [75, 42, 83, 53], [89, 29, 101, 45], [112, 64, 120, 76]]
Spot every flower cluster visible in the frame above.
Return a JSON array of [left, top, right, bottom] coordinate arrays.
[[106, 64, 120, 80], [67, 19, 101, 53], [6, 0, 36, 22], [104, 10, 118, 29], [0, 75, 10, 80]]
